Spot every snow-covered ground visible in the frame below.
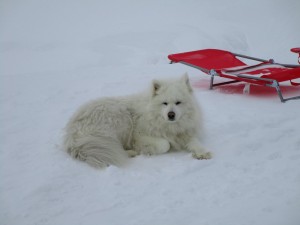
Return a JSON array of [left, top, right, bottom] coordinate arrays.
[[1, 0, 300, 224]]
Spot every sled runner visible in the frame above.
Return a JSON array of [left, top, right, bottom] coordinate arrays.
[[168, 48, 300, 102]]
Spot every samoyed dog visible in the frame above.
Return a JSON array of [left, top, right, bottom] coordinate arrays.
[[63, 74, 211, 168]]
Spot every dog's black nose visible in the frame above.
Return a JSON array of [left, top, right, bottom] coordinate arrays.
[[168, 111, 175, 120]]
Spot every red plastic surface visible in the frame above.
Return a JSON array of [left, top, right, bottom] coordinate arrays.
[[261, 67, 300, 82], [291, 48, 300, 54], [168, 49, 246, 70], [222, 65, 300, 83]]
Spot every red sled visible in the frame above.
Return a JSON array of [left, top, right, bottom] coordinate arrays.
[[168, 48, 300, 102]]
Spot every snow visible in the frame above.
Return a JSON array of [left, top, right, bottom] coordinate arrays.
[[1, 0, 300, 225]]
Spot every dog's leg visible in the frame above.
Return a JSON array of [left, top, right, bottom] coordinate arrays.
[[134, 136, 170, 156], [186, 138, 212, 160]]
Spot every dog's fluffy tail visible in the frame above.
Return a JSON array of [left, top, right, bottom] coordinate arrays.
[[64, 135, 128, 168]]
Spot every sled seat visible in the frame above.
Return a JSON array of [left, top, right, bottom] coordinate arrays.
[[168, 49, 300, 102]]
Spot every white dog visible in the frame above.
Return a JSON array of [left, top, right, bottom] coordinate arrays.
[[63, 74, 211, 168]]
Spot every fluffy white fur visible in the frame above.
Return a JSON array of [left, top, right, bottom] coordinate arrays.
[[63, 74, 211, 168]]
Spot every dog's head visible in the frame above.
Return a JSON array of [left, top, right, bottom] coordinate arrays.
[[151, 73, 195, 123]]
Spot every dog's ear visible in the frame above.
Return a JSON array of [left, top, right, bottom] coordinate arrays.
[[182, 73, 193, 93], [152, 79, 161, 96]]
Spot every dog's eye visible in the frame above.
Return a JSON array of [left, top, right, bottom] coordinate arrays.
[[175, 101, 181, 105], [162, 102, 168, 106]]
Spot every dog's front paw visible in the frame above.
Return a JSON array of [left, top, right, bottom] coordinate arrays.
[[141, 139, 170, 156], [126, 150, 140, 158], [192, 151, 212, 160], [187, 138, 212, 160]]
